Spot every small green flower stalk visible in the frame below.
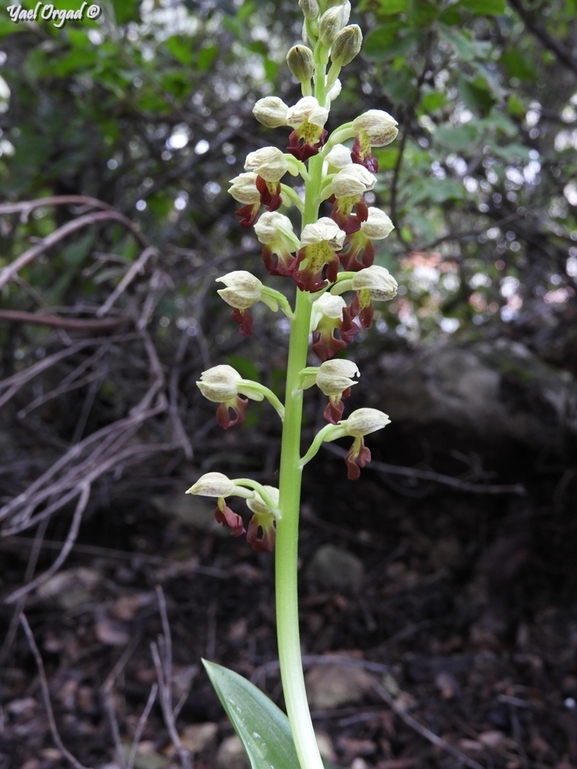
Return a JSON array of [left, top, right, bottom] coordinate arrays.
[[188, 3, 399, 767]]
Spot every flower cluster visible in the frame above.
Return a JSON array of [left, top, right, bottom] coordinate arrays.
[[192, 0, 400, 548], [186, 473, 279, 551]]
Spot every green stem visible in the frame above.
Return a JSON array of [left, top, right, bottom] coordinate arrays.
[[275, 152, 324, 769]]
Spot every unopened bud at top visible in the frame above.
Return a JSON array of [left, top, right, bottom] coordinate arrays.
[[331, 24, 362, 67], [318, 1, 351, 46], [299, 0, 319, 19], [352, 265, 398, 300], [287, 45, 315, 83], [353, 110, 398, 147], [253, 97, 288, 128]]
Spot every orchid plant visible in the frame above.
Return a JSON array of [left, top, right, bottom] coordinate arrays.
[[187, 2, 398, 767]]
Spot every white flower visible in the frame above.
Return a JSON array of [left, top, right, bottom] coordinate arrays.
[[360, 208, 395, 240], [216, 271, 263, 310], [342, 408, 391, 437], [196, 365, 242, 402], [286, 96, 329, 129], [228, 172, 260, 204], [315, 359, 360, 397], [244, 146, 289, 182], [300, 217, 346, 250], [353, 109, 398, 147], [352, 265, 398, 300], [332, 165, 377, 197], [186, 472, 255, 500], [253, 97, 289, 128]]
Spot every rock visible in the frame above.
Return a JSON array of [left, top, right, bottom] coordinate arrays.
[[306, 544, 364, 593], [306, 663, 375, 709], [216, 735, 250, 769], [179, 722, 218, 753], [35, 567, 101, 609], [371, 339, 577, 452]]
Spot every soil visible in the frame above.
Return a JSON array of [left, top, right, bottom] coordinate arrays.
[[1, 351, 577, 769]]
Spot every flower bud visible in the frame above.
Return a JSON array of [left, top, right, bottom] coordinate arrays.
[[300, 217, 346, 250], [331, 24, 362, 67], [216, 271, 263, 310], [253, 97, 288, 128], [186, 472, 236, 498], [344, 407, 391, 437], [298, 0, 319, 19], [353, 109, 398, 147], [287, 45, 315, 84], [352, 265, 398, 300], [361, 208, 394, 240], [228, 172, 260, 204], [319, 1, 351, 46], [315, 359, 360, 397], [332, 164, 376, 197], [244, 146, 289, 182], [197, 365, 242, 402]]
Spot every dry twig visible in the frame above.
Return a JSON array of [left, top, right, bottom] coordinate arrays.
[[20, 613, 92, 769]]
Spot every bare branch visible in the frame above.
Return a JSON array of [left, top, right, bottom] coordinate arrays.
[[20, 613, 92, 769]]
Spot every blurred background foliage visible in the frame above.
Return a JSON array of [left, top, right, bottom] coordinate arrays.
[[0, 0, 576, 445]]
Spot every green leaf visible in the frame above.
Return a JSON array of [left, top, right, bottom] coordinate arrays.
[[435, 123, 481, 150], [458, 75, 496, 116], [457, 0, 506, 14], [203, 659, 299, 769], [165, 36, 193, 66], [111, 0, 142, 25], [500, 50, 537, 82], [374, 0, 409, 13], [197, 45, 218, 72]]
